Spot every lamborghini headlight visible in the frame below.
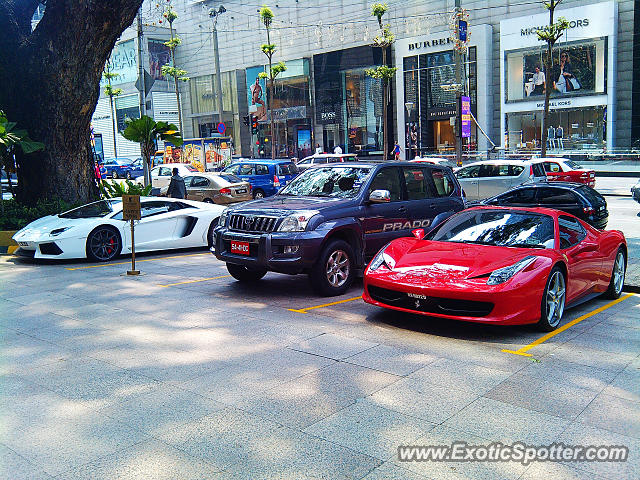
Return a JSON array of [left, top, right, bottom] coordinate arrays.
[[50, 227, 72, 236], [486, 256, 537, 285]]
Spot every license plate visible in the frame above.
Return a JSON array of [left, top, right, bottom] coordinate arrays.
[[407, 293, 428, 300], [230, 241, 250, 255], [236, 189, 247, 194]]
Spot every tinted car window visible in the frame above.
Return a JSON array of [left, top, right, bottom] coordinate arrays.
[[456, 165, 479, 178], [538, 187, 578, 205], [219, 173, 242, 183], [511, 165, 525, 176], [403, 167, 432, 200], [238, 164, 254, 175], [183, 176, 193, 187], [59, 200, 115, 219], [430, 169, 455, 197], [191, 176, 209, 187], [140, 201, 170, 218], [531, 163, 546, 177], [224, 164, 240, 175], [489, 187, 536, 205], [255, 164, 269, 175], [558, 215, 586, 249], [369, 167, 402, 202], [577, 185, 605, 206], [478, 165, 501, 177], [159, 167, 172, 176], [277, 163, 297, 176], [544, 162, 561, 172]]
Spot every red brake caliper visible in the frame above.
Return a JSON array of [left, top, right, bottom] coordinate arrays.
[[107, 237, 114, 254]]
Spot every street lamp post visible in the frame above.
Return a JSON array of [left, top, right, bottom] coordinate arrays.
[[209, 6, 226, 127]]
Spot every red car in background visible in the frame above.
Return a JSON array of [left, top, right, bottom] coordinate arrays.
[[535, 158, 596, 187], [363, 207, 626, 331]]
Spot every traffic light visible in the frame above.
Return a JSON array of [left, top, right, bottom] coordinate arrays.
[[242, 114, 250, 126], [251, 115, 259, 134]]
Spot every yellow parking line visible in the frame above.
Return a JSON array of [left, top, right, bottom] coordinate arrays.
[[289, 296, 362, 314], [157, 275, 231, 287], [502, 293, 634, 357], [65, 253, 210, 270]]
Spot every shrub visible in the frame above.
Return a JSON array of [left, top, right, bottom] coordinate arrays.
[[0, 198, 79, 230]]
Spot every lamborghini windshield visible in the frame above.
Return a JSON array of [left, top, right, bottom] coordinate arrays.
[[58, 200, 119, 219]]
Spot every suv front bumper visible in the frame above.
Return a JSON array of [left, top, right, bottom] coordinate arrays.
[[212, 227, 326, 274]]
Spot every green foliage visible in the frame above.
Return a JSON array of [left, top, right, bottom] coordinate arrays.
[[161, 65, 189, 81], [261, 43, 276, 56], [260, 6, 274, 27], [163, 8, 178, 23], [164, 37, 182, 49], [103, 85, 123, 97], [372, 25, 395, 47], [0, 198, 77, 230], [271, 61, 287, 78], [365, 65, 397, 82], [122, 116, 183, 147], [371, 3, 388, 28], [0, 110, 45, 181], [535, 16, 569, 44], [100, 180, 152, 198], [257, 71, 268, 79]]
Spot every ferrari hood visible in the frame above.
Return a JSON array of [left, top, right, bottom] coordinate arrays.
[[383, 240, 540, 281]]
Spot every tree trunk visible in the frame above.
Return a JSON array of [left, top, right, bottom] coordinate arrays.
[[541, 3, 556, 157], [169, 21, 183, 134], [0, 0, 143, 206]]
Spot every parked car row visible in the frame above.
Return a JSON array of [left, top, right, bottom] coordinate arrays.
[[13, 157, 623, 333]]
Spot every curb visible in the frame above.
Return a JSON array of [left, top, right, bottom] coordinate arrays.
[[0, 230, 18, 255], [624, 285, 640, 294]]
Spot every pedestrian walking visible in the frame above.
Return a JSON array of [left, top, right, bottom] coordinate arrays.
[[391, 141, 402, 160], [315, 143, 323, 155], [166, 167, 187, 199], [333, 145, 343, 154]]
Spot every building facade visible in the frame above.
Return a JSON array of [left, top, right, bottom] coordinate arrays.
[[91, 0, 637, 160]]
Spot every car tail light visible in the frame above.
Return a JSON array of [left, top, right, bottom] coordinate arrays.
[[273, 175, 280, 187], [248, 184, 252, 191], [529, 165, 534, 178], [583, 207, 595, 216], [220, 187, 231, 195]]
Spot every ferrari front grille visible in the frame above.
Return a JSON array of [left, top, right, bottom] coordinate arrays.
[[229, 214, 279, 233], [368, 286, 493, 317]]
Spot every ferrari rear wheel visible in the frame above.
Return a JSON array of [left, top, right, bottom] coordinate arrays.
[[86, 226, 122, 262], [537, 267, 566, 332], [603, 248, 626, 299]]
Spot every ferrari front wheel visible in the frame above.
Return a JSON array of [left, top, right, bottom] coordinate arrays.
[[86, 226, 122, 262], [537, 267, 566, 332], [603, 248, 626, 299]]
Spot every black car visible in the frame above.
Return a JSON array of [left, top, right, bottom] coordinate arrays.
[[483, 182, 608, 229], [213, 162, 465, 295]]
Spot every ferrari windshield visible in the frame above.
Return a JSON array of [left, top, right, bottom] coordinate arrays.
[[59, 200, 118, 219], [279, 166, 372, 198], [431, 210, 555, 248]]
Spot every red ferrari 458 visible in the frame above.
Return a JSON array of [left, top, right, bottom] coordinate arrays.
[[363, 206, 626, 331]]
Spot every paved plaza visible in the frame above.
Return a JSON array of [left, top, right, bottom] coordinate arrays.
[[1, 241, 639, 479]]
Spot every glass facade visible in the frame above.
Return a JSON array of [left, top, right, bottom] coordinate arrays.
[[314, 46, 389, 156], [114, 94, 140, 132], [506, 107, 606, 151], [403, 47, 477, 156], [189, 72, 240, 154]]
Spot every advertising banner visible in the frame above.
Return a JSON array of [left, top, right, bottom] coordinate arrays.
[[164, 138, 232, 171], [461, 96, 471, 138], [246, 66, 267, 122], [148, 40, 171, 80]]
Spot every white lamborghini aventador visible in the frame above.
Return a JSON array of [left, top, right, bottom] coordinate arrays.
[[12, 197, 225, 261]]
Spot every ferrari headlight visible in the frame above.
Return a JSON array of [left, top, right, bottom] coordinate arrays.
[[487, 256, 537, 285], [277, 210, 319, 232], [368, 243, 395, 272], [218, 208, 230, 227], [50, 227, 72, 236]]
